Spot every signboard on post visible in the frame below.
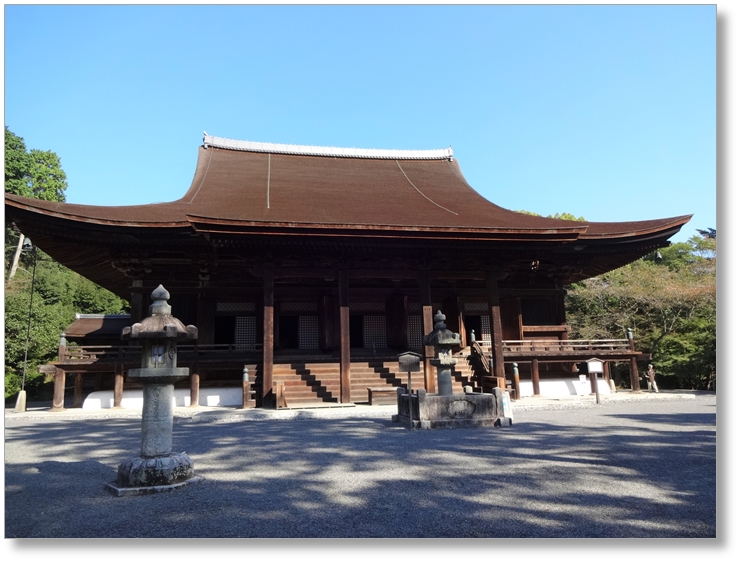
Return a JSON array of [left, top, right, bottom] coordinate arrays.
[[398, 352, 422, 430], [398, 352, 422, 374], [587, 358, 604, 404]]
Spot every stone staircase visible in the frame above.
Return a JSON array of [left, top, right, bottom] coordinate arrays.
[[272, 363, 341, 406], [350, 360, 425, 404], [268, 354, 479, 407]]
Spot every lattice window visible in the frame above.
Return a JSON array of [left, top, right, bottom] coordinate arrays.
[[481, 315, 491, 343], [464, 302, 489, 313], [407, 315, 423, 349], [235, 316, 257, 350], [363, 315, 387, 348], [281, 302, 318, 313], [408, 302, 422, 313], [298, 316, 319, 350], [217, 302, 255, 313]]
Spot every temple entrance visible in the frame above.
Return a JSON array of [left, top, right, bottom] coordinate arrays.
[[350, 315, 364, 348], [279, 316, 300, 349], [464, 315, 482, 342]]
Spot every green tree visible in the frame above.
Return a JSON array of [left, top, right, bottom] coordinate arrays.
[[4, 129, 128, 400], [549, 212, 586, 222], [4, 253, 129, 399], [4, 127, 68, 201], [4, 127, 32, 197], [5, 128, 68, 280], [513, 210, 586, 221], [28, 149, 67, 202], [566, 235, 715, 389]]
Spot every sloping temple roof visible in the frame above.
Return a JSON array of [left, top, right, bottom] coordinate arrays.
[[63, 314, 132, 340], [5, 133, 691, 296], [6, 133, 690, 239]]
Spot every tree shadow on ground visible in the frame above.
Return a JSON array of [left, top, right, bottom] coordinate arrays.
[[4, 399, 716, 538]]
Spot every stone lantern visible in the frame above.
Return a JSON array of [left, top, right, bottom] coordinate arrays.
[[106, 285, 202, 496], [393, 309, 512, 429], [423, 310, 462, 396]]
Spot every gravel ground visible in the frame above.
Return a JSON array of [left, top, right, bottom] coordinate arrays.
[[4, 393, 717, 540]]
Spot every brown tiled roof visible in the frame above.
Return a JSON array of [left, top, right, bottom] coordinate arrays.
[[63, 315, 131, 339], [5, 141, 691, 241]]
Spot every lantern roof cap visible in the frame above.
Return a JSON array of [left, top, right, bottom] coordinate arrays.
[[121, 285, 198, 341], [423, 310, 462, 347]]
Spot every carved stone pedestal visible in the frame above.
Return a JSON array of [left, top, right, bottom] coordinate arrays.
[[392, 387, 513, 430]]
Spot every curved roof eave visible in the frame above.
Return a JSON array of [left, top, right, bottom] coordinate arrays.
[[5, 193, 191, 228], [184, 213, 589, 240], [579, 214, 693, 240], [5, 192, 691, 244]]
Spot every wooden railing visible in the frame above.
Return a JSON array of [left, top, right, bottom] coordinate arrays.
[[60, 343, 262, 364], [502, 339, 630, 353], [63, 345, 140, 363], [470, 340, 490, 372], [471, 339, 629, 354]]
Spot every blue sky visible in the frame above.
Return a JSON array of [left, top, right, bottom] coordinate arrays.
[[4, 3, 717, 242]]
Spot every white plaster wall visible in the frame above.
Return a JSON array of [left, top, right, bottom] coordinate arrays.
[[517, 378, 612, 398], [82, 387, 243, 409]]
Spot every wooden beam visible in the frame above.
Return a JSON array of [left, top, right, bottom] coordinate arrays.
[[339, 269, 351, 404]]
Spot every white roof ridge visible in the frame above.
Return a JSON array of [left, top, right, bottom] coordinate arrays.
[[74, 313, 131, 319], [203, 133, 453, 160]]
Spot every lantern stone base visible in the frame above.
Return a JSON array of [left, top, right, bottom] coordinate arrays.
[[392, 387, 513, 429], [106, 452, 202, 496]]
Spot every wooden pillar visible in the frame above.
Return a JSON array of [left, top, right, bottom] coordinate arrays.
[[113, 363, 124, 408], [189, 363, 200, 408], [194, 296, 213, 405], [603, 362, 617, 392], [129, 280, 144, 323], [458, 296, 467, 348], [73, 373, 84, 408], [629, 357, 641, 392], [512, 363, 521, 400], [263, 266, 275, 407], [419, 269, 436, 393], [487, 272, 506, 386], [531, 358, 541, 396], [51, 368, 66, 412], [339, 269, 352, 404], [627, 329, 641, 393]]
